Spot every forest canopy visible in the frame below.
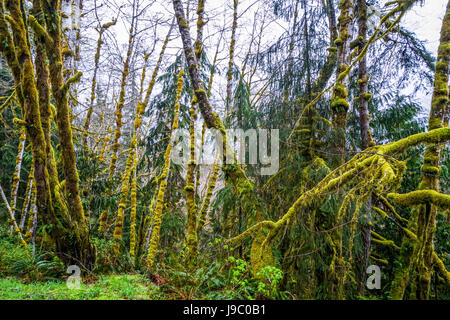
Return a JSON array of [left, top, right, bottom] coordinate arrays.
[[0, 0, 448, 301]]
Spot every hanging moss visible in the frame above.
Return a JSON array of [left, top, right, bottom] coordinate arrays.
[[229, 127, 450, 279]]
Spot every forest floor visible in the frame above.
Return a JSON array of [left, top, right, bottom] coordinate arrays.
[[0, 233, 172, 300], [0, 230, 404, 300], [0, 234, 249, 300], [0, 274, 158, 300]]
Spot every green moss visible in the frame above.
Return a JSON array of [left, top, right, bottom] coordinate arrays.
[[435, 83, 448, 96], [387, 190, 450, 209], [178, 16, 189, 29], [428, 116, 444, 131], [436, 95, 448, 105], [435, 61, 447, 73], [371, 256, 389, 265], [331, 98, 349, 110], [373, 206, 389, 219], [420, 164, 440, 175], [350, 36, 364, 49], [423, 154, 440, 164], [437, 42, 450, 57], [333, 85, 348, 97], [12, 118, 26, 126], [0, 275, 156, 300], [334, 38, 343, 46], [336, 68, 351, 82], [361, 93, 372, 100], [339, 63, 349, 73]]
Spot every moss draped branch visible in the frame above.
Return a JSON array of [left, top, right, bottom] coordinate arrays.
[[230, 127, 450, 271], [387, 190, 450, 209]]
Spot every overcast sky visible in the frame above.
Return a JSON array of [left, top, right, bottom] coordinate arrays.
[[78, 0, 448, 116], [403, 0, 447, 55], [202, 0, 448, 110], [402, 0, 447, 110]]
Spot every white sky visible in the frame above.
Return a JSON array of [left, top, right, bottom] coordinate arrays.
[[75, 0, 448, 119], [402, 0, 447, 110], [403, 0, 447, 55]]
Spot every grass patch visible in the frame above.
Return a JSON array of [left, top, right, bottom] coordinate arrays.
[[0, 274, 160, 300]]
